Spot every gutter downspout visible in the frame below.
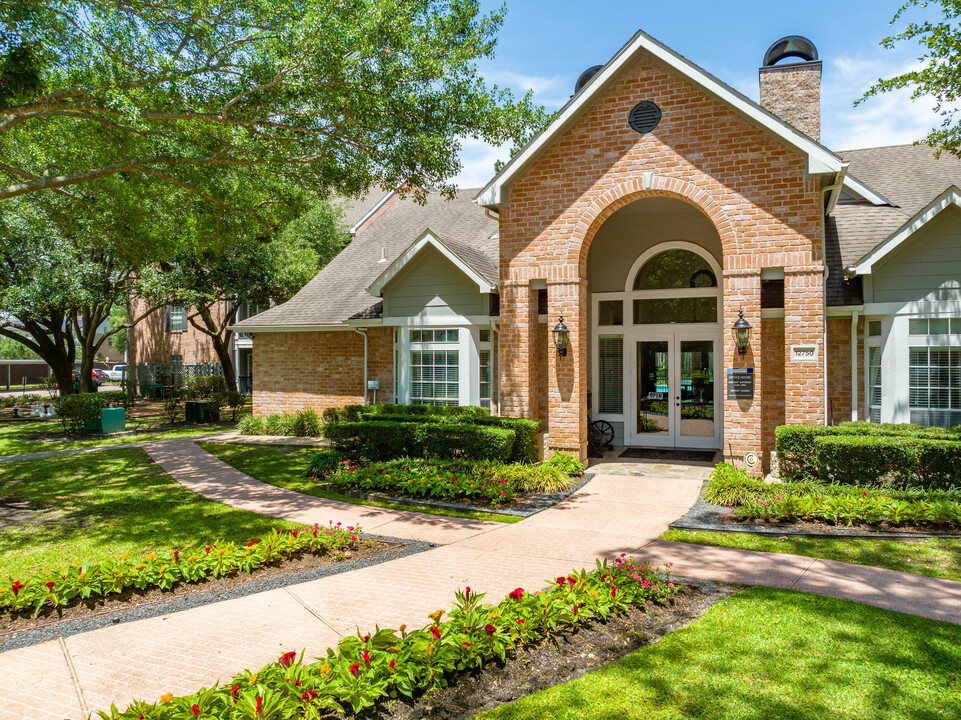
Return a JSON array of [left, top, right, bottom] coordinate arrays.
[[820, 162, 850, 425], [353, 329, 368, 405], [850, 310, 859, 422], [490, 318, 500, 416]]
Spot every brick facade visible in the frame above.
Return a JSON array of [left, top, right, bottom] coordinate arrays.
[[758, 62, 822, 141], [252, 328, 394, 415], [498, 52, 825, 462], [127, 297, 225, 368], [826, 316, 864, 426]]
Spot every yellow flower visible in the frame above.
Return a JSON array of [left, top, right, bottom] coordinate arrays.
[[589, 590, 599, 599], [146, 553, 158, 561], [320, 663, 331, 677], [120, 554, 129, 561], [159, 565, 168, 574], [77, 572, 86, 581], [486, 612, 501, 621], [159, 693, 173, 704], [187, 555, 199, 562], [134, 563, 147, 570], [399, 624, 407, 636], [389, 646, 401, 653], [248, 673, 258, 685], [428, 609, 444, 624], [426, 644, 434, 656]]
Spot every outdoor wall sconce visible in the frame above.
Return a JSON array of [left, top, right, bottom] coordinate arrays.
[[732, 309, 752, 356], [552, 316, 570, 357]]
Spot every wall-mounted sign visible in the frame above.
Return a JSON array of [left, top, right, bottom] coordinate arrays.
[[726, 367, 754, 400], [791, 345, 818, 363], [744, 451, 760, 470]]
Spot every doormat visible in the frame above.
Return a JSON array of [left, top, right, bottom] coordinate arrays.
[[619, 448, 718, 463]]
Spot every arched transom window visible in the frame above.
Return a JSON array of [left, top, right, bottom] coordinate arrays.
[[630, 247, 720, 325]]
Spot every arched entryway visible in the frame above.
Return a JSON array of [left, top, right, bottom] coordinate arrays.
[[587, 197, 723, 450]]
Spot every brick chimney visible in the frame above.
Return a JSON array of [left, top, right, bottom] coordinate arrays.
[[759, 36, 821, 142]]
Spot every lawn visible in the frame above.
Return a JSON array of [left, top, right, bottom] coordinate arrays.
[[0, 417, 234, 456], [477, 586, 961, 720], [663, 528, 961, 583], [0, 448, 294, 579], [200, 442, 523, 524]]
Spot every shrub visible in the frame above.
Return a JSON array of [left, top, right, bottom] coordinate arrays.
[[96, 390, 134, 409], [293, 408, 322, 437], [225, 391, 247, 420], [324, 420, 515, 462], [703, 463, 767, 506], [264, 413, 298, 436], [815, 434, 961, 490], [495, 463, 572, 494], [543, 452, 584, 477], [304, 450, 348, 478], [162, 391, 185, 424], [365, 403, 490, 419], [238, 415, 266, 435], [53, 393, 104, 434], [776, 423, 961, 482], [0, 393, 41, 409], [471, 417, 540, 463], [184, 375, 228, 403], [326, 461, 519, 505]]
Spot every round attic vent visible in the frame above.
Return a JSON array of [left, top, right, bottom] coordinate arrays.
[[763, 35, 818, 67], [628, 101, 662, 135]]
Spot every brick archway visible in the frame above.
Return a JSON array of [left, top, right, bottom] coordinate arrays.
[[568, 175, 739, 274]]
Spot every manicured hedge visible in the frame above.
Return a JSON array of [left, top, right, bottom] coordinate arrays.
[[323, 403, 490, 424], [815, 434, 961, 490], [324, 420, 516, 462], [53, 391, 135, 434], [776, 422, 961, 483]]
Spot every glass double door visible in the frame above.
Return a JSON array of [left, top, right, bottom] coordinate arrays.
[[630, 333, 719, 448]]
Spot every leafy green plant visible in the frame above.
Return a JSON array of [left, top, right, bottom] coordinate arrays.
[[237, 415, 266, 435], [53, 392, 104, 434], [324, 420, 516, 462], [543, 452, 584, 477], [162, 390, 185, 424], [304, 450, 348, 478], [1, 523, 361, 616], [92, 556, 679, 720]]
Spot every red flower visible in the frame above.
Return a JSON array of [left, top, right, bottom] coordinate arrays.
[[255, 697, 262, 714], [516, 619, 525, 625], [349, 663, 360, 678], [205, 547, 211, 555], [190, 704, 199, 718], [11, 581, 23, 596], [567, 575, 577, 586], [389, 659, 396, 670], [463, 642, 474, 647], [174, 551, 180, 563], [362, 649, 371, 665], [363, 634, 370, 642], [230, 685, 239, 701], [247, 541, 258, 548], [291, 530, 299, 537], [279, 651, 296, 668], [45, 581, 56, 591], [508, 587, 525, 600], [611, 586, 617, 598], [301, 690, 317, 702], [573, 605, 579, 616], [555, 576, 566, 587], [276, 529, 283, 535], [430, 626, 441, 639]]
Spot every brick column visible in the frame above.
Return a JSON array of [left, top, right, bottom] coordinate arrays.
[[784, 266, 825, 425], [498, 280, 538, 420], [547, 275, 588, 461], [722, 269, 762, 465]]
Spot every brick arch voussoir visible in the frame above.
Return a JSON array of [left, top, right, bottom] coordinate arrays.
[[571, 177, 738, 273]]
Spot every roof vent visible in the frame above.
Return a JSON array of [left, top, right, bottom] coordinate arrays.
[[574, 65, 603, 93], [628, 101, 662, 135], [763, 35, 818, 67]]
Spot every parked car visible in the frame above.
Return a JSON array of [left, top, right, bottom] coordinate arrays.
[[72, 368, 109, 384], [104, 364, 126, 382]]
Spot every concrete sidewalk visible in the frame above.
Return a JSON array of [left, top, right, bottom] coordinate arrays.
[[0, 441, 958, 720]]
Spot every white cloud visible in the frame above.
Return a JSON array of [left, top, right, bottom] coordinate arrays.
[[483, 69, 571, 109], [452, 137, 509, 188], [822, 56, 943, 150]]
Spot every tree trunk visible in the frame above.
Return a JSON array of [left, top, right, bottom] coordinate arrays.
[[1, 315, 77, 395], [192, 304, 240, 394]]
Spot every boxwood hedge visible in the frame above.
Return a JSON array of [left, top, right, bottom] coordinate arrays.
[[324, 420, 516, 462]]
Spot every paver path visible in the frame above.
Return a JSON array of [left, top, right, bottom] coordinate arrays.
[[1, 442, 959, 720]]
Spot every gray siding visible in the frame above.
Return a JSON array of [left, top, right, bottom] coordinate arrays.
[[874, 207, 961, 304], [384, 245, 487, 318]]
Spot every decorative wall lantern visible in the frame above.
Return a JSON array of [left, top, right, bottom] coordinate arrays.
[[552, 316, 570, 357], [732, 309, 752, 356]]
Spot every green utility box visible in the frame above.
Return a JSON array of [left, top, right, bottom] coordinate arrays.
[[87, 407, 125, 434], [185, 400, 220, 424], [141, 383, 157, 398]]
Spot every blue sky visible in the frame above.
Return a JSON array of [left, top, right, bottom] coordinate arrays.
[[453, 0, 945, 186]]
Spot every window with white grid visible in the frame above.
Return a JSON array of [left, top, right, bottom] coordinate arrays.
[[598, 335, 624, 414], [909, 346, 961, 428], [868, 345, 882, 423], [410, 329, 459, 406]]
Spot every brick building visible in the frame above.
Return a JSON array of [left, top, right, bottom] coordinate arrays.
[[235, 32, 961, 468]]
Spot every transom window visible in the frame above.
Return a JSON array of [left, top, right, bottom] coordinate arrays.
[[633, 249, 717, 291], [629, 248, 719, 325]]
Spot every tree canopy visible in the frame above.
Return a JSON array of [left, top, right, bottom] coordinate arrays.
[[1, 0, 548, 232], [860, 0, 961, 156]]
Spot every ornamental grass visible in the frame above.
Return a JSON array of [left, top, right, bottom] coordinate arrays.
[[1, 522, 361, 616], [94, 555, 679, 719]]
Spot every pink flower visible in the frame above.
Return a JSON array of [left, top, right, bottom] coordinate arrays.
[[389, 659, 396, 670], [301, 690, 318, 702]]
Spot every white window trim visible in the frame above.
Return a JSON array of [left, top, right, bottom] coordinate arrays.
[[398, 324, 483, 407]]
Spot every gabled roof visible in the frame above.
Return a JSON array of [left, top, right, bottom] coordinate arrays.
[[847, 185, 961, 276], [232, 189, 497, 330], [367, 229, 497, 296], [476, 28, 848, 209]]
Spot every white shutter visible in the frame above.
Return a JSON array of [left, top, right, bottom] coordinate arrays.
[[598, 335, 623, 414]]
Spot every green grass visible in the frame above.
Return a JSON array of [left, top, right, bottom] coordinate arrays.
[[0, 417, 233, 456], [662, 528, 961, 583], [0, 448, 293, 578], [200, 442, 523, 524], [477, 586, 961, 720]]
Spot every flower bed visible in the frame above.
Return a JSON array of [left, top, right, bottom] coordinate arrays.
[[1, 523, 361, 616], [308, 454, 584, 507], [96, 555, 678, 719]]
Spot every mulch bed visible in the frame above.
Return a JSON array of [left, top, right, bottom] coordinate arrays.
[[672, 497, 961, 539], [384, 580, 737, 720], [0, 541, 399, 638]]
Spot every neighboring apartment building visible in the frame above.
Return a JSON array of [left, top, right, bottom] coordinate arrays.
[[233, 31, 961, 468], [126, 189, 397, 392]]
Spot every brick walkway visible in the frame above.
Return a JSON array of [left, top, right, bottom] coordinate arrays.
[[1, 442, 959, 720]]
